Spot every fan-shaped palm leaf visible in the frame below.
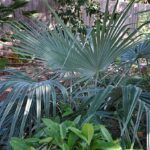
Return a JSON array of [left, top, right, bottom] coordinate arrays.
[[8, 0, 149, 78], [0, 70, 68, 146], [121, 39, 150, 61]]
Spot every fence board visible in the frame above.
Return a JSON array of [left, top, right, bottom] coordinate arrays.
[[0, 0, 150, 30]]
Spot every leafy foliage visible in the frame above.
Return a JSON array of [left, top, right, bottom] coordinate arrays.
[[121, 39, 150, 62], [10, 118, 121, 150], [0, 0, 150, 150], [9, 0, 150, 79], [0, 0, 30, 23], [56, 0, 100, 34], [0, 70, 68, 147]]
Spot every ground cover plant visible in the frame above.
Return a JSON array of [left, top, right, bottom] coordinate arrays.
[[10, 117, 121, 150], [0, 0, 150, 149]]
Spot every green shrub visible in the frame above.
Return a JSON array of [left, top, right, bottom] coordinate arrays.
[[10, 117, 121, 150]]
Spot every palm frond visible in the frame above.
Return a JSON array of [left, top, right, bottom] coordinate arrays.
[[0, 70, 68, 145], [121, 39, 150, 61], [8, 0, 149, 78]]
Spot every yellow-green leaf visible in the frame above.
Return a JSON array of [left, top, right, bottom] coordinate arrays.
[[82, 123, 94, 145], [39, 137, 53, 144]]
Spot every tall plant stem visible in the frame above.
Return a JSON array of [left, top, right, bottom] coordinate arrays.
[[95, 72, 99, 88]]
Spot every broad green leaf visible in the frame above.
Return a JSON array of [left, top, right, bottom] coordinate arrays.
[[59, 120, 75, 141], [25, 138, 39, 143], [74, 115, 81, 125], [69, 127, 88, 144], [79, 142, 88, 150], [82, 123, 94, 145], [99, 125, 113, 142], [61, 120, 75, 128], [39, 137, 53, 144], [10, 137, 35, 150], [42, 118, 59, 129], [42, 118, 61, 143], [92, 140, 121, 150], [61, 143, 70, 150], [67, 132, 78, 149], [62, 107, 73, 117], [60, 124, 67, 140]]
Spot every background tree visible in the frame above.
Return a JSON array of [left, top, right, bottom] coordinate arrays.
[[56, 0, 100, 34]]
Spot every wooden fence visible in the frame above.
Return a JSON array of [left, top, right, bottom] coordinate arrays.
[[0, 0, 150, 65], [1, 0, 150, 29]]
